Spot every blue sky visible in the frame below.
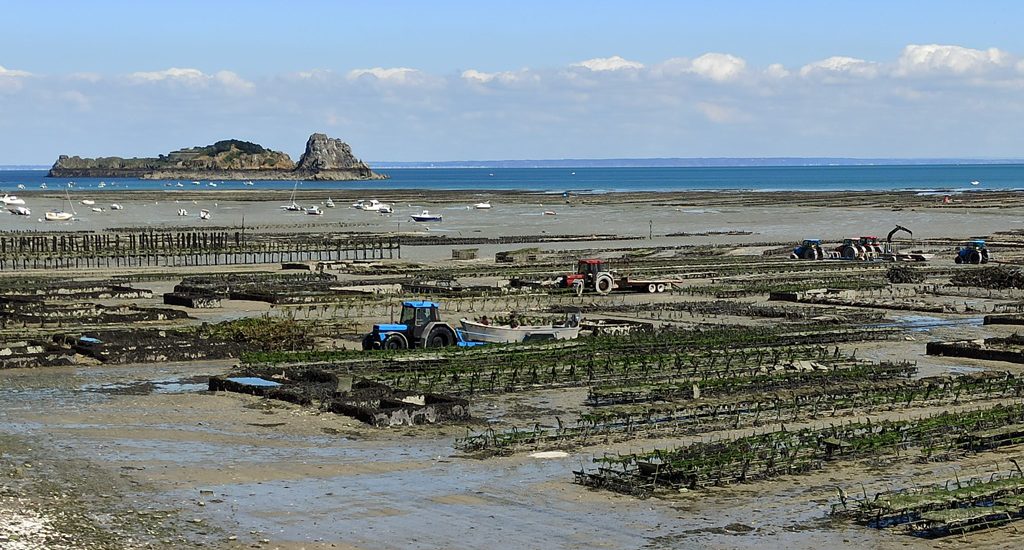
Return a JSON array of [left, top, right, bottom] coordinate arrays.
[[2, 0, 1024, 163]]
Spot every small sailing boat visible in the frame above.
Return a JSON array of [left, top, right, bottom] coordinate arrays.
[[281, 182, 301, 211], [1, 194, 26, 206], [80, 199, 95, 206], [305, 205, 323, 216], [45, 189, 76, 222], [325, 198, 336, 208], [199, 209, 211, 220]]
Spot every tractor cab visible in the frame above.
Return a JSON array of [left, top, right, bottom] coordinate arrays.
[[561, 258, 608, 287], [397, 301, 440, 340], [963, 240, 987, 250], [577, 259, 606, 280], [801, 239, 822, 246], [859, 236, 880, 246]]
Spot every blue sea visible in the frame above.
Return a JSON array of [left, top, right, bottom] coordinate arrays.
[[0, 164, 1022, 193]]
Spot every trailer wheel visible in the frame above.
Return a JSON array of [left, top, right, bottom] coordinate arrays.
[[647, 283, 658, 293], [426, 326, 455, 348], [657, 283, 666, 293], [595, 274, 614, 295], [573, 279, 584, 296], [382, 333, 408, 350]]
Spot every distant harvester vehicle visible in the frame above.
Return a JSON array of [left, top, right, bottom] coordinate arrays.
[[955, 240, 990, 265]]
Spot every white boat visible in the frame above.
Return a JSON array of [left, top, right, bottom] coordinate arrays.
[[543, 210, 557, 216], [281, 182, 301, 211], [325, 198, 336, 208], [243, 180, 254, 186], [378, 204, 393, 214], [410, 209, 442, 222], [90, 207, 103, 213], [177, 208, 188, 216], [80, 199, 95, 206], [8, 206, 30, 216], [45, 189, 77, 222], [358, 199, 387, 212], [971, 180, 981, 186], [207, 182, 217, 187], [352, 199, 367, 208], [1, 194, 26, 206], [459, 318, 580, 344], [16, 184, 25, 190], [97, 182, 106, 188], [191, 180, 201, 185], [199, 209, 211, 220], [39, 183, 47, 189], [45, 211, 73, 222], [176, 182, 184, 187], [306, 205, 323, 216], [474, 201, 492, 209], [110, 203, 123, 210]]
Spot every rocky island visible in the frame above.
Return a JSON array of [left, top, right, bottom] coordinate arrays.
[[47, 132, 387, 181]]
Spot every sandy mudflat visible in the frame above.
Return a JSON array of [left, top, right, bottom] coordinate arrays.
[[2, 188, 1024, 549]]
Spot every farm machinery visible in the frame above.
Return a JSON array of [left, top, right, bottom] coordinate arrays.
[[791, 225, 932, 262], [954, 240, 990, 264], [362, 300, 467, 350], [557, 258, 679, 295]]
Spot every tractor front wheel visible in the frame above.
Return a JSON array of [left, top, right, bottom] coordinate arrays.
[[955, 255, 963, 264], [361, 334, 376, 350], [383, 333, 408, 350]]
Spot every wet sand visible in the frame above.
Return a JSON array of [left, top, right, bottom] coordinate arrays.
[[2, 189, 1024, 548]]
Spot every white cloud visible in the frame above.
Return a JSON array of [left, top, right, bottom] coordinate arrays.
[[764, 63, 790, 79], [347, 67, 422, 83], [572, 56, 644, 72], [799, 56, 880, 79], [129, 67, 207, 82], [127, 67, 254, 93], [689, 53, 746, 81], [654, 53, 747, 82], [0, 65, 31, 77], [897, 44, 1009, 75], [460, 69, 535, 85]]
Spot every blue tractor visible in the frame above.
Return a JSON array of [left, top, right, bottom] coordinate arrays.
[[955, 240, 990, 265], [362, 301, 461, 350], [791, 239, 824, 260]]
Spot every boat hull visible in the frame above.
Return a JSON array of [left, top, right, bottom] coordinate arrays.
[[459, 319, 579, 344]]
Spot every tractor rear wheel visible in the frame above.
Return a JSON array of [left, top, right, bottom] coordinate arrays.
[[801, 248, 818, 260], [383, 333, 408, 350], [426, 326, 455, 348], [969, 250, 982, 264], [595, 274, 614, 295], [842, 246, 858, 260]]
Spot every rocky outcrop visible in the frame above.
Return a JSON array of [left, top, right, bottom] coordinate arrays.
[[48, 134, 386, 181]]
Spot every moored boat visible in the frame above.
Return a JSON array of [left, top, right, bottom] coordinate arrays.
[[474, 201, 492, 209], [411, 209, 442, 222]]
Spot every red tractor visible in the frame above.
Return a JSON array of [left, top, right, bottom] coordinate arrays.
[[558, 259, 616, 295]]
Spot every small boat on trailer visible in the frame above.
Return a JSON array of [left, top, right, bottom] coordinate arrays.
[[458, 317, 580, 344]]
